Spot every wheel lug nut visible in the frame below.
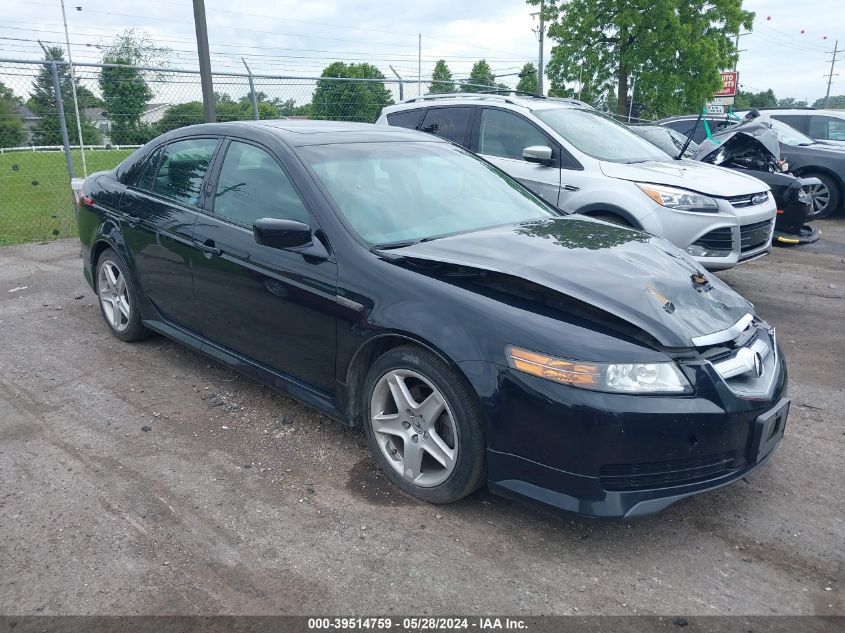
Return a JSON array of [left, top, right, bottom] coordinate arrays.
[[411, 434, 418, 444], [402, 421, 411, 429]]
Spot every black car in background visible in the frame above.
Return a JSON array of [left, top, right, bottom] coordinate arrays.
[[656, 113, 845, 217], [76, 120, 788, 518]]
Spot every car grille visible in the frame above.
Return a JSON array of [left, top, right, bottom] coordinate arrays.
[[740, 219, 773, 253], [692, 227, 733, 253], [727, 192, 769, 208], [599, 452, 745, 492], [709, 326, 779, 399]]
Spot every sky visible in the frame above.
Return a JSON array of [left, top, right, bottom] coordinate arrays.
[[0, 0, 842, 105]]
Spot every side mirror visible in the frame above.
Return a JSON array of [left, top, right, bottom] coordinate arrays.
[[523, 145, 553, 166], [253, 218, 312, 249]]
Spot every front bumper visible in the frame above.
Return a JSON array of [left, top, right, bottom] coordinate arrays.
[[644, 195, 776, 271], [459, 350, 788, 518]]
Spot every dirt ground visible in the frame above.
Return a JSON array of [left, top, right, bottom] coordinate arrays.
[[0, 220, 843, 616]]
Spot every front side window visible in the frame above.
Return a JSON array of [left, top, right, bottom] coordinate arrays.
[[301, 141, 555, 247], [152, 138, 218, 206], [213, 141, 310, 227], [535, 108, 668, 162], [765, 118, 814, 146], [419, 107, 473, 145], [478, 108, 550, 160]]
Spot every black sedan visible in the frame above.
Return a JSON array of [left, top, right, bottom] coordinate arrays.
[[655, 113, 845, 217], [76, 120, 789, 518]]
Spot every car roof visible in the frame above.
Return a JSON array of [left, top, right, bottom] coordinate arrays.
[[163, 119, 446, 147], [381, 93, 592, 115], [743, 108, 845, 118]]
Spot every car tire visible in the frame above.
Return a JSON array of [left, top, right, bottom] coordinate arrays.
[[804, 172, 841, 219], [590, 213, 633, 227], [95, 248, 150, 342], [362, 345, 486, 504]]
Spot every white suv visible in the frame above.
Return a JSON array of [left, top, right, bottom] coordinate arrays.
[[377, 94, 777, 271]]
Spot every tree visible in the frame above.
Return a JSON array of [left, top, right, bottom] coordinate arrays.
[[733, 88, 777, 110], [461, 60, 496, 92], [0, 81, 25, 148], [777, 97, 808, 108], [99, 30, 166, 144], [516, 62, 539, 94], [532, 0, 753, 117], [312, 62, 393, 123], [237, 92, 297, 118], [429, 60, 455, 94], [156, 92, 263, 134], [27, 46, 100, 145], [813, 95, 845, 109]]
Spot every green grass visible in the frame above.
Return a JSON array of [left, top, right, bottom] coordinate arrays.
[[0, 149, 134, 246]]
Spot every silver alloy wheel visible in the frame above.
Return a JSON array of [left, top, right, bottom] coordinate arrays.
[[807, 182, 831, 216], [98, 260, 130, 333], [369, 368, 458, 487]]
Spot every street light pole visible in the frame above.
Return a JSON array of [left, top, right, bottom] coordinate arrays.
[[192, 0, 216, 123]]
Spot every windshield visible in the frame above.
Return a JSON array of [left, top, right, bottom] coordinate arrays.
[[300, 142, 556, 247], [535, 108, 670, 162], [765, 117, 815, 146]]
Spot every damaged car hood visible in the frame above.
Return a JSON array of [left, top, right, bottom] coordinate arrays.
[[385, 218, 752, 349], [695, 121, 782, 165], [600, 158, 767, 196]]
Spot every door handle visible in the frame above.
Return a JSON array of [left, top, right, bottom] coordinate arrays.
[[194, 239, 222, 257]]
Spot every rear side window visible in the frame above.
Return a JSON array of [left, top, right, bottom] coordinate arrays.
[[387, 109, 425, 130], [419, 107, 473, 146], [135, 146, 163, 191], [152, 138, 218, 206], [478, 108, 549, 160]]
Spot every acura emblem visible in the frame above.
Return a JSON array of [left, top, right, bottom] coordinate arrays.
[[752, 352, 764, 378]]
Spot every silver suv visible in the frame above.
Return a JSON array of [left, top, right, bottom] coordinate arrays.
[[377, 94, 777, 271]]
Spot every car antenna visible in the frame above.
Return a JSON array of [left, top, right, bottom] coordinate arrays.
[[677, 101, 706, 160]]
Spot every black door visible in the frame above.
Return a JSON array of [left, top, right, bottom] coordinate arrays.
[[120, 137, 219, 331], [191, 139, 338, 393]]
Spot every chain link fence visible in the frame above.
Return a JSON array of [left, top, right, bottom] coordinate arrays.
[[1, 58, 475, 246]]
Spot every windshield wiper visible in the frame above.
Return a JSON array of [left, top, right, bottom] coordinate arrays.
[[374, 236, 439, 250]]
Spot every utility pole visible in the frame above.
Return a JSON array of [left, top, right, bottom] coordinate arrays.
[[60, 0, 86, 177], [734, 31, 750, 72], [824, 40, 841, 109], [531, 0, 545, 95], [538, 0, 544, 95], [418, 34, 422, 97], [192, 0, 216, 122]]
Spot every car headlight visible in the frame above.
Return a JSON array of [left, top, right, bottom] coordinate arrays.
[[637, 184, 719, 213], [506, 346, 691, 394]]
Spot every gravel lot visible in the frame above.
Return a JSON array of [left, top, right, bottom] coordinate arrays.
[[1, 221, 843, 616]]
